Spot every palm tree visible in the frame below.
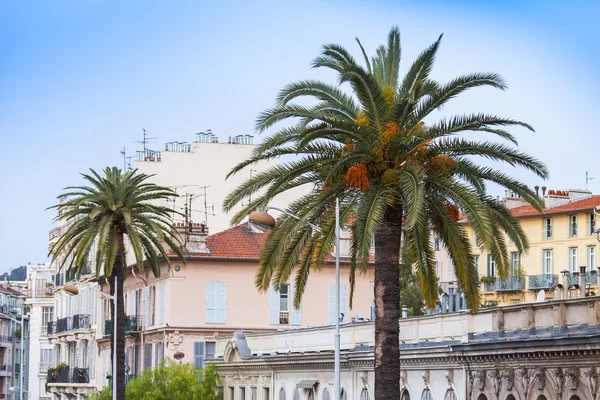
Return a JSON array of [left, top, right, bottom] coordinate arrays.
[[224, 26, 547, 398], [49, 167, 184, 400]]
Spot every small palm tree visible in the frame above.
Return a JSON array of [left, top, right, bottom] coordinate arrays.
[[225, 26, 547, 398], [49, 167, 184, 400]]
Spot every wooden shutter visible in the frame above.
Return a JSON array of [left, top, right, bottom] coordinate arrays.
[[194, 342, 204, 369], [206, 282, 216, 323], [328, 286, 336, 325], [269, 285, 280, 324], [159, 283, 165, 324], [290, 284, 301, 325], [216, 282, 226, 323], [340, 285, 349, 323]]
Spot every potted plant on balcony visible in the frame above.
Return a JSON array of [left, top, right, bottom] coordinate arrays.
[[76, 367, 89, 383], [480, 275, 496, 284]]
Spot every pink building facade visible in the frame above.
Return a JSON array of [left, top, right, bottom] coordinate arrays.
[[96, 222, 375, 382]]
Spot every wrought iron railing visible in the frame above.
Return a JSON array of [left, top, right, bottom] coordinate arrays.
[[497, 276, 526, 291], [48, 314, 91, 336], [0, 335, 12, 343], [47, 367, 89, 384], [73, 314, 90, 330], [567, 271, 598, 286], [104, 315, 142, 336], [528, 274, 559, 290]]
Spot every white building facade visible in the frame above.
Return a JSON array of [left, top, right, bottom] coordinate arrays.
[[25, 262, 56, 400]]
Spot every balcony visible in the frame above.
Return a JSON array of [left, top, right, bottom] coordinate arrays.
[[47, 367, 90, 384], [0, 335, 12, 344], [528, 274, 559, 290], [104, 315, 141, 337], [48, 314, 91, 336], [49, 227, 61, 241], [567, 271, 598, 286], [497, 276, 526, 291], [27, 286, 54, 298]]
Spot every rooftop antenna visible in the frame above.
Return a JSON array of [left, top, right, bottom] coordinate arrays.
[[135, 128, 156, 152], [586, 171, 594, 191], [126, 156, 133, 170], [120, 147, 127, 171]]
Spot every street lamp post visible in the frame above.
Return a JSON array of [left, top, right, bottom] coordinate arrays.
[[249, 200, 341, 399], [64, 277, 117, 400]]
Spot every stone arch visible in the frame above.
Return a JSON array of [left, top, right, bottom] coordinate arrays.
[[400, 388, 411, 400], [293, 388, 300, 400], [505, 395, 516, 400], [444, 389, 457, 400], [477, 395, 489, 400], [278, 385, 287, 400], [421, 389, 433, 400], [359, 387, 370, 400], [322, 387, 331, 400], [569, 396, 581, 400]]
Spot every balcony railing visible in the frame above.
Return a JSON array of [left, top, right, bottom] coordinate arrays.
[[49, 227, 61, 241], [0, 335, 13, 343], [567, 271, 598, 286], [0, 364, 12, 371], [47, 367, 90, 384], [104, 315, 141, 336], [48, 314, 91, 336], [497, 276, 526, 291], [528, 274, 559, 290]]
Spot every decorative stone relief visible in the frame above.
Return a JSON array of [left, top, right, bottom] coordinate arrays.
[[517, 368, 531, 398], [488, 369, 501, 399], [565, 367, 580, 391], [476, 369, 487, 391], [422, 370, 430, 387], [501, 369, 515, 392], [551, 367, 565, 397], [533, 368, 546, 391], [585, 367, 599, 399], [400, 370, 408, 388], [166, 331, 184, 350], [360, 372, 369, 388], [445, 369, 454, 387]]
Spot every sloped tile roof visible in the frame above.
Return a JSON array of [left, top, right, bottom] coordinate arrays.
[[509, 195, 600, 218], [198, 223, 268, 259]]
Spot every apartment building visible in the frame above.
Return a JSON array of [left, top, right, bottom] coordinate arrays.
[[0, 285, 26, 399], [25, 262, 55, 400], [95, 221, 375, 383], [462, 188, 600, 305]]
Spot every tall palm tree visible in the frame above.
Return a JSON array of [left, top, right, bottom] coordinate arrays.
[[49, 167, 184, 400], [224, 26, 547, 398]]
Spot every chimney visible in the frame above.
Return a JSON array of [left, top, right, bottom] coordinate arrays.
[[535, 185, 540, 196], [173, 223, 210, 254], [541, 186, 547, 196]]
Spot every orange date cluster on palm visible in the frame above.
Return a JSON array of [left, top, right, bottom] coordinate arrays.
[[345, 164, 370, 192]]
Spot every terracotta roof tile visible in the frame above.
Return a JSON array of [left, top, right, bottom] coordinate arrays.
[[509, 195, 600, 218]]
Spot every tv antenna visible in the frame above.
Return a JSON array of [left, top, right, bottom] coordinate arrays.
[[135, 128, 156, 152], [586, 171, 594, 191], [119, 147, 127, 170]]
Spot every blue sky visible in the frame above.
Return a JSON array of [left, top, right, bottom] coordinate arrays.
[[1, 0, 598, 271]]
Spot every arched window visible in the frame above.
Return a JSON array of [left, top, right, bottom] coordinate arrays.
[[536, 396, 547, 400], [323, 388, 331, 400], [506, 395, 516, 400], [477, 395, 488, 400], [308, 389, 314, 400], [421, 389, 433, 400], [339, 388, 347, 400], [445, 389, 457, 400], [401, 390, 411, 400], [569, 396, 581, 400], [293, 388, 300, 400], [360, 388, 369, 400], [279, 388, 286, 400]]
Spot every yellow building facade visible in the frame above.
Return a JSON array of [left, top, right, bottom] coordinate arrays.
[[462, 191, 600, 305]]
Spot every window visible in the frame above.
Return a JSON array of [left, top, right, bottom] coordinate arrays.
[[421, 389, 433, 400], [143, 343, 152, 370], [264, 388, 270, 400], [588, 246, 597, 269], [159, 282, 165, 324], [474, 255, 480, 273], [569, 247, 578, 273], [360, 388, 370, 400], [474, 231, 481, 246], [229, 387, 235, 400], [251, 387, 257, 400], [445, 390, 458, 400], [447, 262, 453, 281], [510, 252, 520, 274], [569, 215, 578, 237], [590, 213, 596, 235], [206, 282, 226, 323], [542, 249, 554, 275], [322, 388, 330, 400], [434, 235, 441, 250], [40, 349, 54, 373], [279, 388, 286, 400], [270, 284, 301, 325], [328, 285, 349, 324], [240, 387, 246, 400], [487, 255, 496, 277], [544, 217, 553, 240], [511, 299, 520, 305], [192, 341, 214, 369], [41, 306, 54, 335], [340, 388, 347, 400], [401, 390, 411, 400], [435, 261, 440, 278]]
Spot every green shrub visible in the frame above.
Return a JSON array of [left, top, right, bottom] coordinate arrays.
[[90, 359, 222, 400]]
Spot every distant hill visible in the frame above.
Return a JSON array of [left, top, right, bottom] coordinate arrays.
[[0, 266, 27, 281]]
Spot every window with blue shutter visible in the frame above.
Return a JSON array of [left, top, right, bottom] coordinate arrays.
[[269, 285, 280, 324], [206, 282, 226, 323], [328, 285, 350, 324], [159, 283, 165, 324], [194, 342, 205, 369], [290, 284, 301, 325]]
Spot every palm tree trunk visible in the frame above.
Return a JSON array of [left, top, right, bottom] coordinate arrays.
[[110, 233, 127, 400], [373, 205, 402, 400]]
